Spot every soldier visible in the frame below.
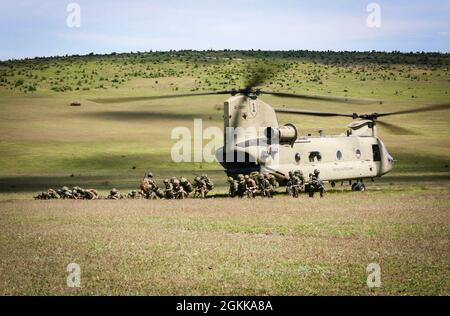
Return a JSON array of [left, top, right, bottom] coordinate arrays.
[[34, 191, 50, 200], [245, 175, 257, 198], [47, 188, 60, 199], [307, 169, 325, 198], [251, 172, 260, 184], [286, 171, 298, 198], [173, 179, 187, 199], [71, 187, 80, 199], [180, 177, 194, 196], [141, 172, 158, 198], [294, 170, 305, 193], [237, 174, 246, 198], [201, 174, 214, 192], [85, 189, 99, 200], [163, 179, 174, 199], [258, 174, 273, 198], [227, 177, 238, 198], [193, 176, 208, 198], [267, 174, 279, 189], [58, 186, 73, 199], [107, 188, 123, 200], [155, 188, 165, 199], [127, 190, 144, 199]]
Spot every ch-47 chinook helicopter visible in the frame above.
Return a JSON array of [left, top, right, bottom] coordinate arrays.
[[92, 64, 449, 191]]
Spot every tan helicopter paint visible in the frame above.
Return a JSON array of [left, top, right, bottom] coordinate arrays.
[[219, 96, 394, 183]]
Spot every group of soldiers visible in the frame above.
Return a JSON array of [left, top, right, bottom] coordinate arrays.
[[34, 186, 100, 200], [136, 172, 214, 200], [34, 170, 325, 200], [227, 172, 279, 198], [33, 173, 214, 201], [286, 169, 325, 198]]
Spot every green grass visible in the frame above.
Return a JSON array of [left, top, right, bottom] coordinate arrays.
[[0, 189, 449, 295]]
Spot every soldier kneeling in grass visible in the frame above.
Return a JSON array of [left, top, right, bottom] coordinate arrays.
[[193, 176, 208, 198], [305, 169, 325, 198], [107, 188, 124, 200]]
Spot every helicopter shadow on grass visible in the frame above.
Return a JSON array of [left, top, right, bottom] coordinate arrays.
[[66, 111, 221, 122]]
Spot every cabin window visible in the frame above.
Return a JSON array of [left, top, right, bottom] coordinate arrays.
[[309, 151, 322, 162], [295, 153, 301, 164], [355, 149, 361, 159], [336, 150, 343, 160], [372, 144, 381, 162]]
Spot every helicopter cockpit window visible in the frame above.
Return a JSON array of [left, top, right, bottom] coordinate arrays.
[[355, 149, 361, 159], [336, 150, 343, 160], [372, 144, 381, 162], [309, 151, 322, 162], [295, 153, 301, 164]]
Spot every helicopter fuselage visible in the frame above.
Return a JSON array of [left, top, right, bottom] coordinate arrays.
[[217, 96, 394, 184]]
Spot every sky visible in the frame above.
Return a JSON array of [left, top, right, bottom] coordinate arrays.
[[0, 0, 449, 60]]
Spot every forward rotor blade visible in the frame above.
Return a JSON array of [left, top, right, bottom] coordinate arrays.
[[244, 62, 284, 88], [262, 91, 377, 105], [90, 91, 232, 104], [376, 103, 450, 117], [376, 120, 419, 135], [275, 108, 355, 118]]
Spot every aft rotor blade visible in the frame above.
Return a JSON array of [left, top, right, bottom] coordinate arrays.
[[261, 91, 377, 105], [376, 103, 450, 117], [275, 108, 356, 118], [90, 91, 232, 104], [376, 120, 419, 135]]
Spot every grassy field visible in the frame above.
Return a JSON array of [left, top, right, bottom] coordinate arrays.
[[0, 51, 449, 295], [1, 190, 449, 295]]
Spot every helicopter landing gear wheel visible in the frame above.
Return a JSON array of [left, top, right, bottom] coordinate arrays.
[[352, 182, 366, 192]]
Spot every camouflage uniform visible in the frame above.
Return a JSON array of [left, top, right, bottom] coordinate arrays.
[[72, 186, 84, 200], [267, 174, 279, 189], [236, 174, 246, 198], [107, 188, 123, 200], [251, 172, 260, 184], [245, 175, 257, 198], [286, 171, 299, 198], [193, 176, 208, 198], [306, 169, 325, 198], [173, 179, 187, 199], [141, 172, 158, 199], [58, 186, 73, 199], [201, 174, 214, 192], [294, 170, 305, 193], [227, 177, 238, 198], [154, 188, 165, 199], [258, 174, 273, 198], [180, 177, 194, 196], [127, 190, 144, 199], [83, 189, 99, 200], [34, 191, 50, 200], [47, 189, 60, 199], [163, 179, 175, 199]]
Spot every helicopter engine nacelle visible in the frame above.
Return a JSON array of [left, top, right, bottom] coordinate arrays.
[[265, 124, 298, 146]]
